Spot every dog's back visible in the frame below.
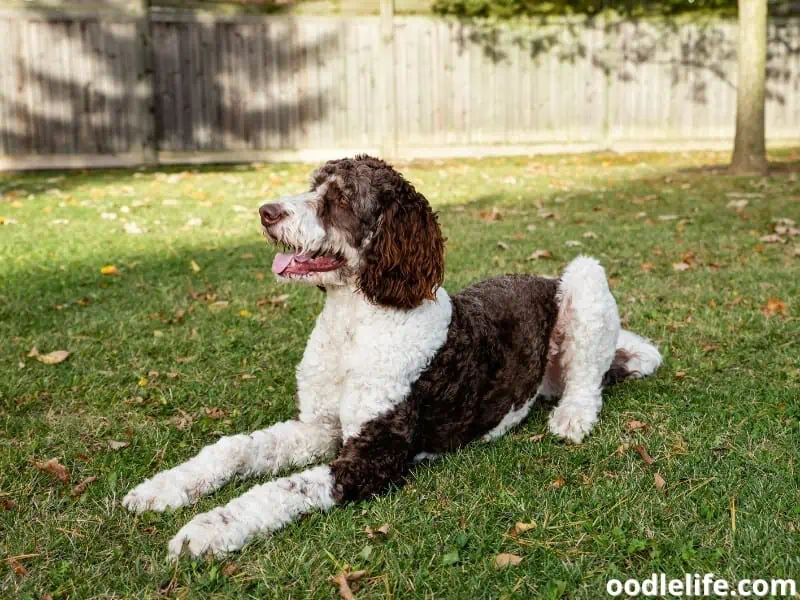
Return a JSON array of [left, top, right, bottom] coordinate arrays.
[[409, 274, 560, 454]]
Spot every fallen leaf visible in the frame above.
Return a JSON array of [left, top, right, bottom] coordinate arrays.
[[365, 523, 391, 538], [478, 208, 503, 222], [762, 298, 788, 317], [34, 458, 69, 483], [634, 445, 655, 465], [496, 241, 509, 250], [675, 371, 687, 379], [268, 294, 290, 306], [71, 475, 98, 497], [190, 260, 201, 273], [27, 347, 39, 358], [107, 440, 129, 450], [625, 420, 649, 433], [538, 210, 556, 219], [222, 562, 240, 577], [176, 356, 196, 364], [511, 522, 535, 536], [7, 557, 27, 577], [759, 234, 785, 244], [530, 433, 546, 443], [527, 249, 553, 260], [239, 309, 252, 318], [494, 553, 523, 568], [565, 240, 583, 247], [774, 217, 796, 226], [171, 408, 194, 430], [35, 350, 70, 365], [551, 476, 566, 489], [654, 472, 666, 491], [672, 262, 691, 272], [204, 407, 226, 419], [615, 443, 630, 456], [658, 214, 679, 221], [726, 199, 748, 210], [123, 222, 144, 235], [583, 231, 598, 239], [329, 569, 367, 600], [1, 498, 16, 511], [640, 262, 654, 272], [702, 343, 719, 353]]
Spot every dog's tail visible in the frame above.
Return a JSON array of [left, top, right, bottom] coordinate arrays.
[[602, 329, 662, 387]]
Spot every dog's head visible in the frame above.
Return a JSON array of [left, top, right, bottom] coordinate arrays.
[[259, 155, 445, 309]]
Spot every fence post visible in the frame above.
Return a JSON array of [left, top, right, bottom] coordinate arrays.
[[380, 0, 398, 159], [135, 0, 158, 165], [602, 13, 615, 152]]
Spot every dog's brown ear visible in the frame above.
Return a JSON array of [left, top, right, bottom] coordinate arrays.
[[358, 191, 445, 310]]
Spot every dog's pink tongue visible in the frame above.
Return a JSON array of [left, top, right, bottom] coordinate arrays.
[[272, 253, 295, 274]]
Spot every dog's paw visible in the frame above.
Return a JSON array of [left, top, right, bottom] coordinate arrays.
[[168, 507, 246, 559], [548, 403, 597, 443], [122, 475, 192, 513]]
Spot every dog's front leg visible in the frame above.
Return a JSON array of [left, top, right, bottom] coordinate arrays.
[[167, 404, 413, 558], [123, 419, 340, 513]]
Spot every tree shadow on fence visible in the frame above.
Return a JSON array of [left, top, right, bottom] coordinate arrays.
[[454, 15, 800, 106], [0, 9, 339, 157]]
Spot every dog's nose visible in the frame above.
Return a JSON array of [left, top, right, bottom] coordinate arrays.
[[259, 203, 287, 227]]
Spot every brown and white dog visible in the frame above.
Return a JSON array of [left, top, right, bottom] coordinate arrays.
[[123, 155, 662, 558]]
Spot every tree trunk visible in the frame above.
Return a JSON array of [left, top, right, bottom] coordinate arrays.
[[731, 0, 769, 175]]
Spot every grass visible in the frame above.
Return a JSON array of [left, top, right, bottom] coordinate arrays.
[[1, 150, 799, 599]]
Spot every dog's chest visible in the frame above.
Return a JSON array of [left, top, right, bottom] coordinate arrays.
[[294, 288, 452, 436]]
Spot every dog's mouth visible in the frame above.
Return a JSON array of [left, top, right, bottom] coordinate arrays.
[[272, 251, 345, 277]]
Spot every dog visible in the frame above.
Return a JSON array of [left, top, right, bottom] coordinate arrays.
[[123, 155, 662, 558]]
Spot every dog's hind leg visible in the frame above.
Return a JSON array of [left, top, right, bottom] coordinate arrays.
[[547, 256, 620, 443], [603, 329, 662, 387], [123, 419, 340, 513]]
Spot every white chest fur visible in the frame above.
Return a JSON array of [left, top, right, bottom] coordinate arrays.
[[295, 287, 452, 440]]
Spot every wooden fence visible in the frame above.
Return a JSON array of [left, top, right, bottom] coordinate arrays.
[[1, 8, 799, 169]]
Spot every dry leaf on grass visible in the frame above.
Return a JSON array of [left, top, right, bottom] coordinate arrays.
[[551, 476, 566, 489], [478, 208, 503, 222], [494, 553, 523, 568], [527, 249, 553, 261], [107, 440, 129, 450], [635, 445, 655, 465], [615, 443, 630, 457], [34, 458, 69, 483], [565, 240, 583, 247], [625, 420, 649, 433], [7, 556, 27, 577], [222, 562, 240, 577], [583, 231, 598, 239], [726, 199, 748, 210], [100, 265, 119, 276], [71, 476, 98, 497], [204, 407, 226, 419], [329, 569, 367, 600], [32, 350, 70, 365], [640, 262, 654, 272], [759, 234, 785, 244], [762, 298, 788, 317], [170, 409, 194, 431], [1, 498, 16, 511], [672, 262, 691, 272], [190, 260, 201, 273], [657, 214, 679, 221], [654, 472, 666, 491], [530, 433, 546, 443], [365, 523, 391, 539], [496, 241, 509, 250], [510, 522, 535, 537]]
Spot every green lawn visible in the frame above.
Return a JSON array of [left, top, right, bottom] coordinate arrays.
[[1, 151, 799, 599]]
